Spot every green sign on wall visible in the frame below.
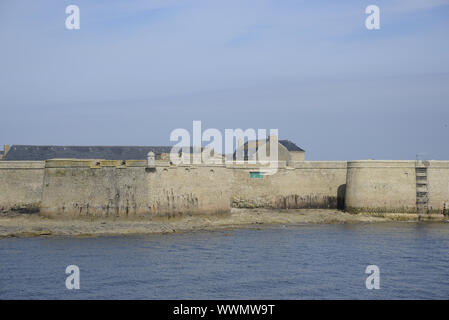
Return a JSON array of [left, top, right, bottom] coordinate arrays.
[[250, 172, 264, 179]]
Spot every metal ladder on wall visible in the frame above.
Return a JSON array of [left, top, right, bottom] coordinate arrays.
[[415, 157, 429, 214]]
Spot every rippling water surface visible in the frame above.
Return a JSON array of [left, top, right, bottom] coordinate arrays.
[[1, 222, 448, 299]]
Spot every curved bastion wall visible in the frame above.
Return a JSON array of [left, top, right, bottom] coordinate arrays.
[[345, 161, 417, 213], [345, 160, 449, 214]]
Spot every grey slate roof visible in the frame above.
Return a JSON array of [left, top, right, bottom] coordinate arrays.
[[278, 140, 304, 152], [3, 145, 174, 161], [2, 142, 303, 161], [232, 139, 304, 160], [236, 139, 304, 152]]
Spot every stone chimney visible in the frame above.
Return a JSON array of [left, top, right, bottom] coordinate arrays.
[[1, 144, 10, 160]]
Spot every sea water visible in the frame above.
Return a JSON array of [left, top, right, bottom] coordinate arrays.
[[1, 222, 448, 299]]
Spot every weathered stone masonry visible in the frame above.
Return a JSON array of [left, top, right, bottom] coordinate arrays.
[[1, 159, 449, 217], [0, 161, 45, 213]]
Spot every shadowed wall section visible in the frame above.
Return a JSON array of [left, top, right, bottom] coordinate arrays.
[[231, 162, 347, 209]]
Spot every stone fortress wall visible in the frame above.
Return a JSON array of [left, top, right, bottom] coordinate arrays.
[[345, 160, 449, 214], [1, 158, 448, 217], [0, 161, 45, 213]]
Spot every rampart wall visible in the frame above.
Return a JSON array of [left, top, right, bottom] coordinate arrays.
[[40, 160, 232, 218], [231, 161, 347, 209], [426, 161, 449, 213], [345, 160, 449, 214], [0, 161, 45, 213], [345, 161, 417, 213], [1, 159, 448, 217]]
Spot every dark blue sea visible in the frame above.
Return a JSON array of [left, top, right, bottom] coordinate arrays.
[[1, 222, 448, 299]]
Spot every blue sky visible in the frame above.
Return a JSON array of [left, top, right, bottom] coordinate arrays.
[[0, 0, 448, 160]]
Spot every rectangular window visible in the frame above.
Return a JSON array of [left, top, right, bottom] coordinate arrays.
[[250, 171, 264, 179]]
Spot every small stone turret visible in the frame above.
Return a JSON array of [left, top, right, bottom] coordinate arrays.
[[147, 151, 155, 168]]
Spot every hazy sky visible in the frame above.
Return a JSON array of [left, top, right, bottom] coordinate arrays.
[[0, 0, 448, 160]]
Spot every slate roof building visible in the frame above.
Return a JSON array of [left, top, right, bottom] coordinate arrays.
[[278, 140, 304, 153], [1, 140, 304, 162], [2, 145, 174, 161], [233, 138, 305, 162]]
